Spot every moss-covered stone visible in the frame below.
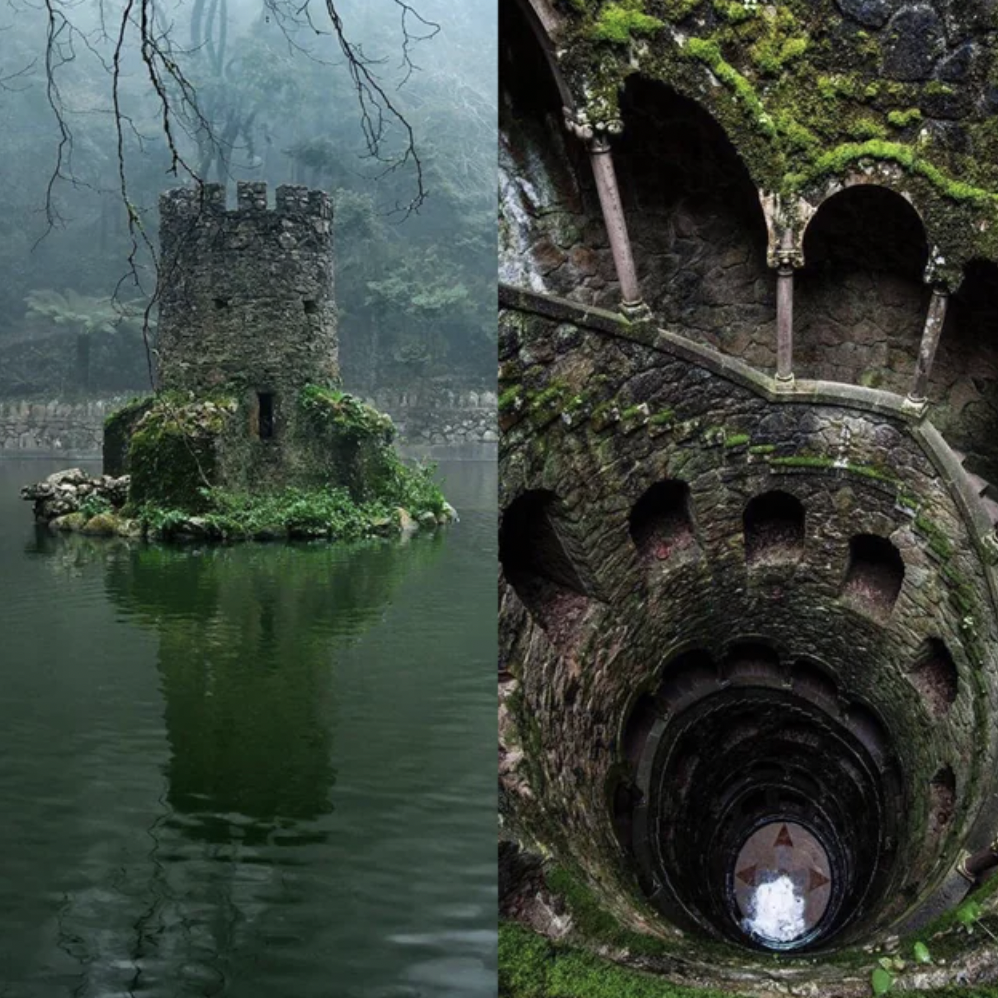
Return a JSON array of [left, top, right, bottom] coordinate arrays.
[[126, 395, 236, 513]]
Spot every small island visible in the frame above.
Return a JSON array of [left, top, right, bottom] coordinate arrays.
[[21, 182, 454, 543]]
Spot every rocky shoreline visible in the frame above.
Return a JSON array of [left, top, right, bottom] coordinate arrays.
[[22, 467, 456, 543]]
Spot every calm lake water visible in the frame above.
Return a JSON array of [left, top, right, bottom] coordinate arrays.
[[0, 457, 496, 998]]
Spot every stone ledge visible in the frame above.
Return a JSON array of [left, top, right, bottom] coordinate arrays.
[[501, 282, 998, 584]]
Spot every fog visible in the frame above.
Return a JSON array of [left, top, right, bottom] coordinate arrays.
[[0, 0, 496, 398]]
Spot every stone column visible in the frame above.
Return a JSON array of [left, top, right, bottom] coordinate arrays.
[[908, 288, 950, 405], [566, 112, 648, 317], [774, 236, 800, 387]]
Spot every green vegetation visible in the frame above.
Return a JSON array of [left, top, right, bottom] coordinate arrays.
[[887, 108, 923, 129], [78, 493, 114, 519], [789, 141, 998, 205], [848, 118, 889, 141], [769, 454, 898, 484], [712, 0, 754, 25], [750, 31, 808, 77], [299, 384, 395, 443], [914, 515, 955, 561], [500, 385, 524, 413], [589, 2, 665, 44], [684, 38, 776, 138], [138, 486, 398, 541], [499, 922, 749, 998], [545, 867, 672, 958], [127, 395, 236, 512]]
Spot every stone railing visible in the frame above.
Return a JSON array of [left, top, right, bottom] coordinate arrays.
[[364, 386, 498, 456], [0, 398, 126, 456], [0, 386, 498, 460]]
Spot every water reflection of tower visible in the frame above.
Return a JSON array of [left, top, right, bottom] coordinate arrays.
[[104, 538, 442, 843]]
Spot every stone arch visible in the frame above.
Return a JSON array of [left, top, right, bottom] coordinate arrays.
[[499, 0, 603, 297], [928, 257, 998, 485], [611, 76, 774, 363], [628, 478, 698, 564], [792, 659, 841, 715], [908, 638, 959, 719], [928, 765, 957, 841], [722, 640, 784, 687], [499, 489, 596, 639], [795, 184, 930, 395], [510, 0, 573, 110], [743, 490, 806, 566], [840, 533, 905, 620]]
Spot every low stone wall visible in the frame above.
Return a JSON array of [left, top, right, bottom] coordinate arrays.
[[363, 387, 498, 449], [0, 389, 498, 459], [0, 398, 124, 456]]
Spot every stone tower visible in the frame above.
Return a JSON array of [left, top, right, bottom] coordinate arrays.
[[156, 181, 338, 437]]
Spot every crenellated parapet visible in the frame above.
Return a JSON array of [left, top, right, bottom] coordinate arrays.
[[156, 181, 337, 399]]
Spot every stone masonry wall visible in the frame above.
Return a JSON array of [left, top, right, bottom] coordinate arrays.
[[365, 386, 498, 449], [0, 392, 496, 457], [498, 289, 998, 957], [0, 398, 125, 455], [157, 182, 337, 397]]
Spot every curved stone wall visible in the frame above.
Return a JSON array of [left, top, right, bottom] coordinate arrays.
[[499, 288, 998, 973]]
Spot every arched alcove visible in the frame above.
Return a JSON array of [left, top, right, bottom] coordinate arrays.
[[613, 77, 774, 362], [841, 534, 905, 619], [743, 490, 805, 565], [629, 479, 697, 563], [928, 258, 998, 486], [796, 186, 929, 394], [928, 765, 956, 841], [908, 638, 959, 718], [723, 641, 783, 686], [499, 1, 608, 299], [792, 659, 841, 713], [499, 489, 594, 637]]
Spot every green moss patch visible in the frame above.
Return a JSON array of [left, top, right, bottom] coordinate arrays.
[[127, 395, 237, 512], [299, 385, 395, 444], [684, 38, 776, 139], [499, 922, 749, 998], [589, 1, 665, 44], [789, 141, 998, 206]]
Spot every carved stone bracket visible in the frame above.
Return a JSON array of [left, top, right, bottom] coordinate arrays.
[[564, 108, 624, 152]]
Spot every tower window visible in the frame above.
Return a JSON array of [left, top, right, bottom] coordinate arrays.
[[213, 297, 230, 310], [303, 299, 318, 314], [258, 392, 275, 439]]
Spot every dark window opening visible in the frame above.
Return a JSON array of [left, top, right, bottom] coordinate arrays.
[[929, 766, 956, 838], [499, 489, 593, 639], [723, 641, 782, 686], [842, 534, 905, 619], [629, 480, 696, 562], [303, 299, 319, 314], [908, 639, 958, 718], [213, 297, 230, 310], [258, 392, 275, 439], [744, 491, 805, 565]]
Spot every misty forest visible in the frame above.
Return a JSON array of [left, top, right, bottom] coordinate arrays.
[[0, 0, 495, 399]]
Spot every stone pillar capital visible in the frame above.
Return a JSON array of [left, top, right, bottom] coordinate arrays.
[[563, 108, 624, 151], [774, 247, 804, 273]]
